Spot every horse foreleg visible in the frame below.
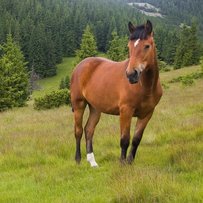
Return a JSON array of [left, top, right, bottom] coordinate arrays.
[[85, 106, 101, 167], [119, 107, 133, 163], [127, 111, 154, 164]]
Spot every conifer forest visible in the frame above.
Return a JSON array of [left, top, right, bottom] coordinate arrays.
[[0, 0, 202, 79]]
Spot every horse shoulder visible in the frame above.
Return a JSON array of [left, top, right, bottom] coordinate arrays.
[[133, 81, 162, 118]]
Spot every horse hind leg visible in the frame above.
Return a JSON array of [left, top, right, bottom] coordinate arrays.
[[73, 100, 87, 164], [85, 105, 101, 167]]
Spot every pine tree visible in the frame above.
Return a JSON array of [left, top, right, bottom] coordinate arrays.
[[190, 21, 201, 65], [28, 24, 56, 78], [0, 34, 29, 111], [161, 30, 179, 65], [54, 33, 63, 64], [94, 20, 108, 52], [75, 25, 98, 64], [174, 23, 201, 69], [28, 24, 46, 77], [59, 78, 66, 90], [106, 17, 117, 51], [59, 75, 70, 90], [107, 31, 128, 62], [43, 32, 57, 77]]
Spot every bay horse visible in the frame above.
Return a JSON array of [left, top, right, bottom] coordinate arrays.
[[70, 20, 162, 167]]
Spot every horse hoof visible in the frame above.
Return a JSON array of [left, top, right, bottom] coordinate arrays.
[[75, 159, 81, 165], [127, 156, 134, 164], [120, 158, 127, 165], [91, 163, 99, 168]]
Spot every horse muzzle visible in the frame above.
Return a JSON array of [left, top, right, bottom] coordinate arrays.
[[126, 69, 142, 84]]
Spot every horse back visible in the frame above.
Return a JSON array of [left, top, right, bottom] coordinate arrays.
[[70, 57, 129, 114]]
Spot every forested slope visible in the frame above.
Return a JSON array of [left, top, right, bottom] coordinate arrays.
[[127, 0, 203, 37], [0, 0, 202, 78], [0, 0, 147, 77]]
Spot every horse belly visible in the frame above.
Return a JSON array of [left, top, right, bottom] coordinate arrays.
[[83, 77, 121, 115]]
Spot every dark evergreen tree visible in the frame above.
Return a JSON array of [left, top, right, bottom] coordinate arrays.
[[54, 33, 63, 64], [107, 31, 128, 61], [160, 30, 179, 65], [20, 17, 35, 62], [94, 20, 108, 52], [43, 32, 57, 77], [174, 23, 201, 68], [28, 24, 46, 77], [189, 21, 201, 65], [28, 24, 56, 77], [0, 34, 29, 111], [75, 25, 98, 64], [106, 17, 117, 51], [59, 78, 66, 90], [59, 75, 70, 90]]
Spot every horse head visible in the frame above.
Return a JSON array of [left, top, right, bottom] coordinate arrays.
[[126, 20, 156, 84]]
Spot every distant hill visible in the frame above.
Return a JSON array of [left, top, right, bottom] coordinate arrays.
[[127, 2, 163, 18], [126, 0, 203, 39]]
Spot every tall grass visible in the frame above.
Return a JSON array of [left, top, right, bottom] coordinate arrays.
[[0, 64, 203, 202]]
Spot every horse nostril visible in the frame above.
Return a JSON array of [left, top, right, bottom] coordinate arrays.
[[133, 70, 138, 77], [126, 70, 138, 78], [126, 69, 142, 84]]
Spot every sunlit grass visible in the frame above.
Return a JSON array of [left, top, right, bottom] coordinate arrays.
[[0, 63, 203, 202], [33, 57, 75, 98]]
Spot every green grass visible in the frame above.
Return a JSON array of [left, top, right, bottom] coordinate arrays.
[[0, 61, 203, 202]]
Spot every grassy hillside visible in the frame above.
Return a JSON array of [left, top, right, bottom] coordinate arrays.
[[33, 57, 75, 98], [0, 61, 203, 202]]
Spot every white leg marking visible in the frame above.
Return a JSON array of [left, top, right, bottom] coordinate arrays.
[[87, 153, 98, 167]]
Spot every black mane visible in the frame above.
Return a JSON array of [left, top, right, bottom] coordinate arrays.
[[129, 24, 148, 40]]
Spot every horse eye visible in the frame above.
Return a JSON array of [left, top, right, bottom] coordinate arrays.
[[144, 45, 150, 50]]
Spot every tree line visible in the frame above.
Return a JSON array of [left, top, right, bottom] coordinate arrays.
[[77, 22, 202, 69], [1, 0, 202, 75], [0, 0, 146, 78]]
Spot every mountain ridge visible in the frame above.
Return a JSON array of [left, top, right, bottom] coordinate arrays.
[[126, 0, 203, 39]]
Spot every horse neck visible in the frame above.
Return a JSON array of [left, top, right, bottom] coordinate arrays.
[[141, 51, 159, 92]]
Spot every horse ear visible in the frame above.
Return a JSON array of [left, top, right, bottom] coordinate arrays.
[[145, 20, 153, 35], [128, 22, 136, 34]]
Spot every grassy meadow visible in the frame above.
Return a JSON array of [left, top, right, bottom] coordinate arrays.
[[0, 58, 203, 202], [32, 57, 75, 98]]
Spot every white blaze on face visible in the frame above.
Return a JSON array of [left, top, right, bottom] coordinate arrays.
[[137, 64, 145, 72], [87, 152, 98, 167], [134, 39, 140, 48]]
